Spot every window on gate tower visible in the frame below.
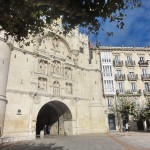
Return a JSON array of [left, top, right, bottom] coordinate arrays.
[[108, 98, 113, 107]]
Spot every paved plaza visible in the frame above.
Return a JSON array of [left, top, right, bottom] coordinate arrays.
[[0, 132, 150, 150]]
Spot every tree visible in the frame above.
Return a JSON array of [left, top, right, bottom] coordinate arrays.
[[135, 99, 150, 121], [116, 97, 137, 119], [114, 97, 137, 131], [0, 0, 141, 42]]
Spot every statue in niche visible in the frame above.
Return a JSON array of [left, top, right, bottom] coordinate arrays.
[[53, 61, 60, 74], [39, 59, 48, 74], [43, 61, 47, 74], [73, 58, 78, 65], [65, 67, 71, 79], [66, 83, 72, 94], [33, 36, 41, 52], [53, 81, 60, 96], [52, 37, 59, 51]]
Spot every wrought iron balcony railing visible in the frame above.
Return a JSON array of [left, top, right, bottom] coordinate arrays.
[[125, 60, 135, 67], [143, 90, 150, 96], [115, 74, 125, 81], [116, 89, 142, 97], [141, 74, 150, 81], [113, 60, 123, 67], [127, 74, 138, 81], [138, 60, 149, 67]]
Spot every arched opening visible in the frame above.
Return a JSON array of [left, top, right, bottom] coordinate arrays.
[[36, 101, 72, 136]]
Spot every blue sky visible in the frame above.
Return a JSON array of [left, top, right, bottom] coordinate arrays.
[[89, 0, 150, 47]]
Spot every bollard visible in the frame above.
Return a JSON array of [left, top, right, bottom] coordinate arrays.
[[40, 130, 44, 139]]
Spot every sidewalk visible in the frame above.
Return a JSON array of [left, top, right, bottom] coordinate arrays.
[[107, 131, 150, 150]]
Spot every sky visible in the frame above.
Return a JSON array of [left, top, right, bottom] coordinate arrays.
[[89, 0, 150, 47]]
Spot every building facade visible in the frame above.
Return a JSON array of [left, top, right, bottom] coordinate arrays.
[[0, 29, 107, 142], [0, 28, 150, 143], [99, 46, 150, 132]]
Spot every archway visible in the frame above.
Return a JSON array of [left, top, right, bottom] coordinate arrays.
[[36, 101, 72, 136]]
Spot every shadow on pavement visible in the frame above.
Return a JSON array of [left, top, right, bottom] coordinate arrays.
[[1, 142, 69, 150]]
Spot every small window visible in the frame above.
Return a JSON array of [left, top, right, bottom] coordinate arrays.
[[140, 57, 144, 61], [108, 98, 113, 107], [80, 47, 84, 53], [131, 82, 137, 92], [127, 56, 132, 62], [114, 55, 120, 62]]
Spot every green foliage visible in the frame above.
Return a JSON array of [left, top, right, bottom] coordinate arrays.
[[0, 0, 141, 42], [135, 99, 150, 120], [116, 98, 137, 117], [115, 97, 150, 121]]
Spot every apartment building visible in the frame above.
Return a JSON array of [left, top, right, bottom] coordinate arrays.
[[99, 46, 150, 131]]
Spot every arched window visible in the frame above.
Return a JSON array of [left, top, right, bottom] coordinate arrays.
[[53, 81, 60, 96]]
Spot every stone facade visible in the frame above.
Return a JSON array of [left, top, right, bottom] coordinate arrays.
[[1, 28, 150, 143], [98, 46, 150, 132], [0, 29, 107, 142]]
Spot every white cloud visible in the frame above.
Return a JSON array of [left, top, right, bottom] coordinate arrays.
[[90, 0, 150, 47]]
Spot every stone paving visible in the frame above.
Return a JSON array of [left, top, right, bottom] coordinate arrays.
[[108, 131, 150, 150], [0, 132, 150, 150]]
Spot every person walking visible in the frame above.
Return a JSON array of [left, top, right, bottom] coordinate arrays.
[[125, 122, 130, 135], [48, 125, 51, 135], [125, 122, 129, 132], [44, 125, 47, 135]]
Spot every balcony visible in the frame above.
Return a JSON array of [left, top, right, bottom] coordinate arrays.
[[143, 90, 150, 96], [138, 60, 149, 67], [125, 60, 135, 67], [141, 74, 150, 81], [115, 74, 125, 81], [113, 60, 123, 67], [116, 89, 142, 97], [127, 74, 138, 81]]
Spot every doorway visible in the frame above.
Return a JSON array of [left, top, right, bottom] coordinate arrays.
[[108, 114, 116, 130], [36, 101, 72, 135]]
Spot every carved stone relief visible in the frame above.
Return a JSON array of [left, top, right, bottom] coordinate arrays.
[[66, 83, 72, 94], [38, 59, 48, 75], [53, 60, 61, 74], [64, 67, 72, 79], [33, 96, 41, 104], [53, 81, 60, 96], [38, 77, 47, 90], [52, 37, 60, 51]]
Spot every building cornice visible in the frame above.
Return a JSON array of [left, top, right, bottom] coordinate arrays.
[[95, 46, 150, 51], [6, 89, 90, 101]]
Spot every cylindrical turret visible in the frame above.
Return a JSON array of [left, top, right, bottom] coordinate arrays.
[[70, 36, 79, 56], [0, 38, 12, 136]]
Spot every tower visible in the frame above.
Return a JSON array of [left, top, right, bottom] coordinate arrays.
[[0, 34, 13, 136]]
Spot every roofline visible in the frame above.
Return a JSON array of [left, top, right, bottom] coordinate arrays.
[[93, 46, 150, 51]]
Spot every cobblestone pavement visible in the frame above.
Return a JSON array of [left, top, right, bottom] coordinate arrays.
[[0, 132, 150, 150]]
